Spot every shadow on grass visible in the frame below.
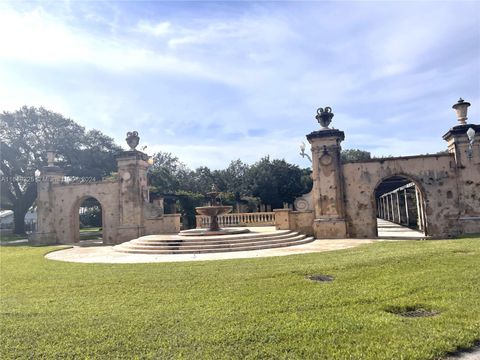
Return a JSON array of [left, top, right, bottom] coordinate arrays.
[[445, 339, 480, 359]]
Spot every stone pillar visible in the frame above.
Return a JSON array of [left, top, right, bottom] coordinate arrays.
[[274, 209, 292, 230], [306, 122, 348, 239], [442, 100, 480, 234], [382, 196, 386, 220], [384, 196, 388, 220], [384, 196, 390, 221], [391, 195, 395, 221], [382, 197, 386, 220], [29, 151, 64, 245], [116, 150, 150, 242], [415, 187, 424, 231], [385, 196, 388, 221], [404, 189, 409, 226], [406, 189, 416, 227], [395, 190, 402, 225], [443, 124, 480, 167]]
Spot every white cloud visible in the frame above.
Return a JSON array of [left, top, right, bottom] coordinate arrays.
[[0, 0, 477, 171], [136, 20, 171, 36], [144, 131, 304, 170], [0, 68, 71, 114], [0, 6, 212, 77]]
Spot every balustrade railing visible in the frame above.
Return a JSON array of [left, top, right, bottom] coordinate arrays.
[[196, 212, 275, 228]]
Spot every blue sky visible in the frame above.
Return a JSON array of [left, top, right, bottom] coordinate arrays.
[[1, 0, 479, 169]]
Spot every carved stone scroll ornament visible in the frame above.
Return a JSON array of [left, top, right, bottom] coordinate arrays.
[[294, 191, 314, 211]]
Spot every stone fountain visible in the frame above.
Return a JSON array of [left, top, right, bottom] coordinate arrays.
[[196, 185, 232, 231], [179, 185, 249, 236]]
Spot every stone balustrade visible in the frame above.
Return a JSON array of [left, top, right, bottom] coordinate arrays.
[[196, 212, 275, 228]]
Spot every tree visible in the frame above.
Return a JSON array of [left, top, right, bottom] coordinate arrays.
[[148, 152, 192, 194], [216, 159, 250, 197], [191, 166, 216, 194], [246, 157, 305, 209], [341, 149, 371, 163], [79, 197, 102, 228], [175, 191, 205, 229], [300, 167, 313, 194], [0, 106, 122, 234]]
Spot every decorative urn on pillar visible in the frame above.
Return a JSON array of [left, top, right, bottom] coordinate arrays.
[[443, 98, 480, 165], [452, 98, 471, 125], [316, 107, 334, 129], [126, 131, 140, 150], [306, 106, 348, 239]]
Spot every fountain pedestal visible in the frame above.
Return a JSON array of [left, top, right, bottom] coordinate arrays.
[[196, 205, 232, 231], [179, 185, 250, 237]]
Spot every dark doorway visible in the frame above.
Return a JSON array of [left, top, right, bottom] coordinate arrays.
[[78, 197, 103, 245], [375, 176, 427, 238]]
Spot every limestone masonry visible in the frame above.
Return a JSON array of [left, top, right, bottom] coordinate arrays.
[[30, 100, 479, 244]]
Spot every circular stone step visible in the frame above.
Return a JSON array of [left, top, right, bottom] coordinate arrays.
[[113, 229, 314, 255], [179, 228, 250, 236]]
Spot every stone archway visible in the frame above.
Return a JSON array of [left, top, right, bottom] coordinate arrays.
[[71, 195, 107, 244], [373, 174, 428, 237], [30, 141, 181, 246]]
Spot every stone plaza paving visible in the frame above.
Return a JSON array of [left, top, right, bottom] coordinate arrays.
[[44, 221, 427, 264], [45, 235, 373, 264]]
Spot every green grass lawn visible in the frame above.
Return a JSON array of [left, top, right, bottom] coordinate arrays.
[[0, 233, 27, 242], [1, 238, 479, 359], [79, 227, 102, 240], [79, 227, 102, 233]]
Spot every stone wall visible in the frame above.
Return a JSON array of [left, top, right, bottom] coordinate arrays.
[[274, 209, 315, 236], [144, 215, 181, 235], [51, 181, 120, 244], [285, 113, 479, 239], [342, 154, 460, 238], [30, 149, 181, 245]]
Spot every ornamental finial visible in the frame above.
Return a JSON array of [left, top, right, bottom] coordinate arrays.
[[315, 107, 334, 130], [452, 98, 471, 125], [126, 131, 140, 150], [46, 147, 56, 167]]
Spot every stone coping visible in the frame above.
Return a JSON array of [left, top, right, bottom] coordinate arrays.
[[306, 129, 345, 141], [342, 153, 452, 165]]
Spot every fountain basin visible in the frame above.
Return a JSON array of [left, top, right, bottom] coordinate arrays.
[[179, 204, 250, 236], [195, 206, 233, 217]]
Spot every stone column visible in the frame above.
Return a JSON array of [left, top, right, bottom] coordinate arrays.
[[383, 198, 386, 219], [404, 189, 409, 226], [274, 209, 292, 230], [29, 151, 64, 245], [380, 197, 387, 220], [382, 196, 387, 220], [307, 125, 348, 239], [391, 194, 396, 222], [384, 196, 388, 221], [395, 190, 402, 225], [116, 150, 150, 242], [415, 187, 423, 231], [443, 113, 480, 234], [385, 195, 391, 221]]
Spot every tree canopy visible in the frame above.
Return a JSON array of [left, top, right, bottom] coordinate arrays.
[[148, 152, 312, 221], [341, 149, 372, 163], [246, 157, 309, 209], [0, 106, 122, 233]]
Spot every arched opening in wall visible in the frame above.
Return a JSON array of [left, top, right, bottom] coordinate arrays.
[[374, 176, 427, 238], [77, 197, 104, 245]]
